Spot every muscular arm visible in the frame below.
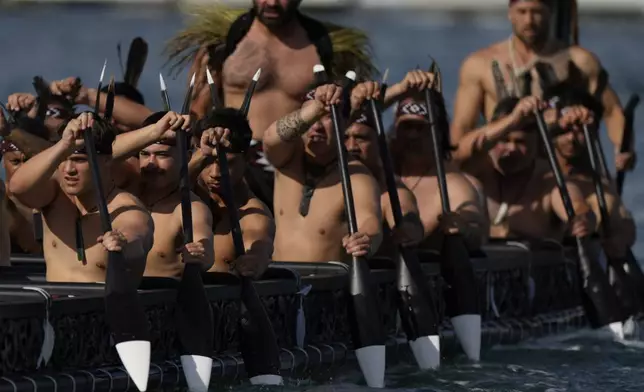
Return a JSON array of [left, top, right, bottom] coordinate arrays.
[[8, 141, 67, 209], [86, 88, 153, 130], [450, 54, 486, 148], [573, 48, 625, 150], [550, 180, 596, 232], [112, 124, 159, 160], [110, 204, 155, 285], [239, 199, 275, 262], [447, 173, 489, 250], [349, 162, 383, 256], [184, 197, 215, 271], [263, 102, 324, 169], [382, 180, 424, 243], [454, 115, 516, 169]]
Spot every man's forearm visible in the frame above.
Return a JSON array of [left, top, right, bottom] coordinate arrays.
[[112, 124, 158, 160], [275, 103, 324, 142], [86, 88, 153, 129], [9, 141, 68, 194]]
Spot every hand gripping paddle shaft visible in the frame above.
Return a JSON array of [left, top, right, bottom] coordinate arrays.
[[88, 61, 150, 392], [534, 109, 626, 328], [368, 90, 440, 369], [313, 65, 386, 387], [160, 73, 215, 392]]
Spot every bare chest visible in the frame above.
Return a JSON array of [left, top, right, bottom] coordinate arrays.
[[222, 35, 319, 99], [148, 210, 183, 266]]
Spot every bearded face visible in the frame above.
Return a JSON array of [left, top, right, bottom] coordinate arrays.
[[252, 0, 302, 28]]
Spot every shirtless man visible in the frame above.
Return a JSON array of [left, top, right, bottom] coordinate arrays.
[[551, 105, 635, 257], [451, 0, 634, 173], [263, 82, 382, 262], [389, 95, 488, 252], [8, 112, 154, 283], [344, 82, 425, 258], [111, 111, 214, 278], [189, 108, 275, 278], [457, 96, 594, 241]]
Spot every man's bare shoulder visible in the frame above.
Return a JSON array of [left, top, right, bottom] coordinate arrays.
[[241, 194, 273, 219], [461, 41, 505, 69], [445, 171, 478, 194], [568, 45, 601, 71], [110, 190, 152, 220], [348, 159, 377, 179]]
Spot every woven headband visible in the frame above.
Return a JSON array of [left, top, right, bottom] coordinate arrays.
[[396, 100, 429, 118], [0, 139, 19, 155]]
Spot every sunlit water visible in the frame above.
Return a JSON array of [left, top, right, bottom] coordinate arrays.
[[1, 5, 644, 390]]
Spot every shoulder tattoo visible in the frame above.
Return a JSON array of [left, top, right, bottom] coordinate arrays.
[[276, 110, 310, 142]]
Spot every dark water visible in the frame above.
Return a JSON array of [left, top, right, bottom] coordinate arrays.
[[2, 5, 644, 391]]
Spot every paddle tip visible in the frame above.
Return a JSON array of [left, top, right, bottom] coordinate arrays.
[[159, 73, 166, 90], [451, 314, 481, 362], [115, 340, 151, 392], [189, 73, 196, 87], [355, 345, 386, 388], [313, 64, 325, 73], [409, 335, 440, 370], [381, 68, 390, 84], [345, 70, 357, 81], [249, 374, 284, 386], [180, 355, 213, 392], [99, 59, 107, 82], [206, 68, 214, 85], [252, 68, 262, 81]]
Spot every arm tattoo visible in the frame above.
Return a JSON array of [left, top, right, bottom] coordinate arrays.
[[276, 110, 310, 142]]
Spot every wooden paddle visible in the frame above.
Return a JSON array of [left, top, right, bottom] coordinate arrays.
[[581, 124, 642, 315], [159, 73, 215, 391], [423, 61, 480, 361], [534, 109, 626, 329], [368, 83, 440, 370], [313, 65, 385, 387], [204, 69, 282, 385], [87, 61, 151, 392]]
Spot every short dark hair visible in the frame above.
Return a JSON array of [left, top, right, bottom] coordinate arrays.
[[63, 114, 116, 155], [196, 108, 252, 153]]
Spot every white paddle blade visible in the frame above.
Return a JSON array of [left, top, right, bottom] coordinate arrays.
[[355, 344, 386, 388], [115, 340, 151, 391], [451, 314, 481, 361], [409, 335, 440, 370], [180, 355, 213, 392]]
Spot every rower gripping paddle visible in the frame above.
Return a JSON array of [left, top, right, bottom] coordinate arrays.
[[314, 65, 385, 387], [582, 124, 641, 316], [160, 73, 215, 392], [369, 91, 440, 369], [86, 61, 150, 392], [424, 80, 480, 361], [205, 68, 282, 385], [534, 109, 626, 328]]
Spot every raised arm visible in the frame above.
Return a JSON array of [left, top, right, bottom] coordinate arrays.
[[263, 83, 341, 169], [5, 112, 93, 209], [112, 112, 190, 160], [382, 70, 435, 109], [572, 48, 631, 171], [50, 77, 153, 130], [450, 54, 486, 147], [345, 161, 383, 257], [234, 198, 276, 279]]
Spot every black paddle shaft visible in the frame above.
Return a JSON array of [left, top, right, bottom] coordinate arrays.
[[582, 125, 612, 234], [424, 89, 451, 214], [616, 94, 640, 195], [177, 83, 195, 243]]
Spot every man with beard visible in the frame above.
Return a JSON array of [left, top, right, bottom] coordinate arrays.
[[49, 76, 154, 195], [110, 111, 214, 278], [450, 0, 634, 174], [8, 112, 154, 283], [263, 82, 382, 262], [344, 73, 439, 257], [189, 109, 275, 278], [550, 106, 635, 257], [457, 96, 595, 241], [166, 0, 376, 205], [389, 95, 487, 252]]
